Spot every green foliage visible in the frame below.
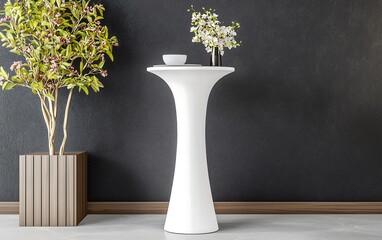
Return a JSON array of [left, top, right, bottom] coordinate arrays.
[[0, 0, 118, 96]]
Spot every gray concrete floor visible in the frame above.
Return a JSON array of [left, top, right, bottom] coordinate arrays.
[[1, 214, 382, 239]]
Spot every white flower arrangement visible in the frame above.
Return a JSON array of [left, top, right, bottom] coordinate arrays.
[[189, 5, 241, 55]]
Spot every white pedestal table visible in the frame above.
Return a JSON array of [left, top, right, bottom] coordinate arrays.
[[147, 66, 235, 234]]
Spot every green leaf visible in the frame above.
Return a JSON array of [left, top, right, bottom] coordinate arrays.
[[46, 93, 55, 101], [0, 32, 6, 40], [67, 83, 76, 89], [2, 81, 16, 90], [80, 60, 84, 74], [32, 21, 38, 29], [105, 50, 114, 62], [0, 67, 9, 80], [6, 32, 14, 41], [80, 86, 89, 95], [10, 48, 21, 55], [1, 81, 7, 90], [90, 82, 99, 92], [82, 0, 88, 8]]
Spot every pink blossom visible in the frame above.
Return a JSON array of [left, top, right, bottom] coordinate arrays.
[[60, 37, 70, 44], [0, 16, 10, 24], [50, 62, 58, 73], [10, 61, 22, 71], [68, 66, 78, 77], [101, 70, 108, 77], [84, 6, 93, 13], [25, 46, 32, 53]]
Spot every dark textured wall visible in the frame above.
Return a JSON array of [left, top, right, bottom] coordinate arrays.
[[1, 0, 382, 201]]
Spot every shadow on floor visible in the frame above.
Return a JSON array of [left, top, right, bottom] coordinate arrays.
[[218, 217, 259, 232]]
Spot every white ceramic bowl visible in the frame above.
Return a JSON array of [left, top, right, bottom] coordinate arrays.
[[163, 54, 187, 65]]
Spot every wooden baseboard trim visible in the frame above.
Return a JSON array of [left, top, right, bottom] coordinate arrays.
[[213, 202, 382, 214], [88, 202, 382, 214], [88, 202, 168, 214], [2, 202, 382, 214], [0, 202, 19, 214]]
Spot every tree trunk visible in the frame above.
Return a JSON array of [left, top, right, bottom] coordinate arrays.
[[38, 90, 58, 156], [59, 89, 74, 155]]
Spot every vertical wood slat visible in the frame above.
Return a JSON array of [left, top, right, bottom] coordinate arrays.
[[66, 156, 74, 226], [49, 155, 58, 226], [77, 154, 82, 225], [33, 155, 42, 226], [25, 155, 34, 226], [20, 152, 87, 226], [81, 153, 88, 220], [84, 153, 88, 219], [58, 155, 66, 226], [19, 156, 26, 226], [81, 153, 85, 221], [73, 155, 77, 225], [41, 156, 50, 226]]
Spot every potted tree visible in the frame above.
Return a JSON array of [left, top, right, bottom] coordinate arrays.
[[0, 0, 118, 226]]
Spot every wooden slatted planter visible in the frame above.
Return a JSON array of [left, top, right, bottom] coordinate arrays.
[[19, 152, 87, 227]]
